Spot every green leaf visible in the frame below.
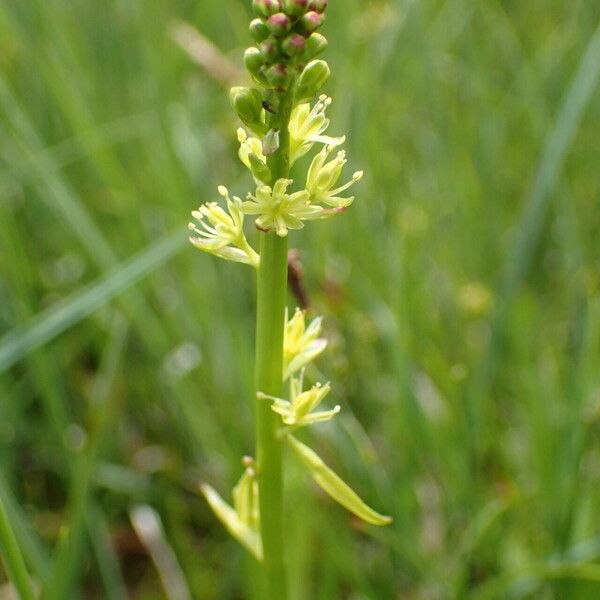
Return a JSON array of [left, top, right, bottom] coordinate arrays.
[[287, 436, 392, 527], [200, 483, 263, 560], [0, 228, 186, 374]]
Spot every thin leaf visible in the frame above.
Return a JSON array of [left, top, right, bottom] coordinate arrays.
[[0, 491, 36, 600], [287, 436, 392, 526], [0, 228, 186, 374]]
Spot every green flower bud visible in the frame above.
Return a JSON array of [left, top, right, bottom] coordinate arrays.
[[308, 0, 328, 12], [263, 89, 282, 113], [300, 11, 325, 33], [266, 13, 292, 36], [265, 63, 291, 89], [259, 37, 281, 62], [283, 0, 309, 16], [281, 33, 306, 57], [244, 48, 269, 85], [262, 129, 280, 156], [244, 47, 265, 73], [248, 152, 272, 184], [249, 18, 270, 42], [229, 87, 268, 136], [295, 59, 330, 104], [230, 86, 262, 121], [252, 0, 281, 17], [303, 32, 328, 60]]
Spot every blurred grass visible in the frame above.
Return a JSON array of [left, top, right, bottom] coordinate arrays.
[[1, 0, 600, 598]]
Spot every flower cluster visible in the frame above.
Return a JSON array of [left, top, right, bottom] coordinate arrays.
[[192, 93, 362, 245], [189, 0, 362, 251], [201, 307, 391, 558], [258, 308, 392, 526], [228, 93, 362, 237], [246, 0, 329, 91], [263, 308, 337, 428]]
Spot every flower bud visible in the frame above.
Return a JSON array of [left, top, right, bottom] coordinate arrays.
[[244, 47, 266, 76], [229, 87, 268, 136], [300, 11, 325, 33], [262, 129, 280, 156], [303, 32, 328, 60], [265, 63, 291, 89], [259, 37, 281, 62], [281, 33, 306, 57], [294, 59, 330, 104], [263, 89, 282, 113], [244, 48, 269, 85], [249, 18, 270, 42], [248, 152, 272, 184], [308, 0, 328, 12], [266, 12, 292, 36], [252, 0, 281, 17], [230, 86, 262, 121], [283, 0, 309, 16]]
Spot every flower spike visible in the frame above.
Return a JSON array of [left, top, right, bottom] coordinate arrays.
[[190, 0, 389, 582]]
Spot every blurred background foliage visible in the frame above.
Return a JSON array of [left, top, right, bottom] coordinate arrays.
[[1, 0, 600, 598]]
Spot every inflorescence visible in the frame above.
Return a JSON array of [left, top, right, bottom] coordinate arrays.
[[191, 0, 391, 569]]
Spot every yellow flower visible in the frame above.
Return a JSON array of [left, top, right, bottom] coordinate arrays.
[[306, 144, 363, 208], [242, 178, 324, 237], [260, 372, 340, 428], [283, 308, 327, 380], [237, 128, 270, 185], [188, 186, 260, 268], [200, 465, 262, 560], [289, 95, 345, 165]]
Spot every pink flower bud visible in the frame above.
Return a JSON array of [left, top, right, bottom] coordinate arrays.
[[283, 0, 309, 17], [300, 11, 324, 33], [267, 12, 292, 36], [303, 32, 328, 60], [308, 0, 328, 12], [252, 0, 282, 17], [259, 37, 281, 61], [249, 18, 270, 42], [281, 33, 306, 57], [266, 63, 291, 88]]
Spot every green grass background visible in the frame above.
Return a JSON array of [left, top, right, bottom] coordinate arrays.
[[1, 0, 600, 598]]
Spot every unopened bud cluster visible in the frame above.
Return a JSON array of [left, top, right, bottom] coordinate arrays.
[[246, 0, 329, 90]]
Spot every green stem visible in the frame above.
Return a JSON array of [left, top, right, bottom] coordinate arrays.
[[254, 87, 294, 600], [0, 493, 36, 600]]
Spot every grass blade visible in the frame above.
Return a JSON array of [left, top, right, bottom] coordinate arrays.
[[0, 228, 186, 373], [0, 490, 37, 600]]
